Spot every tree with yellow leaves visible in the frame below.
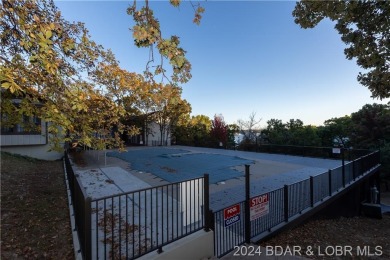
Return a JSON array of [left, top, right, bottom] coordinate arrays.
[[1, 0, 199, 151], [150, 84, 191, 146], [127, 0, 204, 84], [1, 0, 129, 150]]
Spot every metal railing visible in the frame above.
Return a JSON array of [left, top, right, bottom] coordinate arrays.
[[65, 149, 380, 259], [287, 179, 311, 217], [64, 152, 91, 258], [312, 173, 329, 204], [176, 142, 371, 160], [90, 177, 207, 259], [151, 140, 169, 146], [213, 200, 246, 258], [212, 150, 380, 258], [64, 151, 211, 259], [251, 187, 285, 235], [242, 144, 371, 161]]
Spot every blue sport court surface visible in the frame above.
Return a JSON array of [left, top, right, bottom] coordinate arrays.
[[108, 147, 253, 184]]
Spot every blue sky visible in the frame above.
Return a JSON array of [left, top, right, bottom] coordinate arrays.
[[56, 1, 389, 127]]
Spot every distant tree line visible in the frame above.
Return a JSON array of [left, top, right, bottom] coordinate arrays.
[[172, 103, 390, 179], [262, 103, 390, 149]]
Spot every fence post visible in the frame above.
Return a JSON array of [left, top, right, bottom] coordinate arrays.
[[204, 174, 211, 232], [284, 185, 289, 222], [342, 148, 346, 188], [84, 197, 92, 260], [328, 169, 332, 196], [245, 165, 251, 244], [357, 158, 362, 177], [352, 160, 356, 181], [310, 176, 314, 207], [376, 150, 381, 167]]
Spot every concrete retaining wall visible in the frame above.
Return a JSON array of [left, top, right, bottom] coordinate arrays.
[[139, 230, 214, 260], [1, 145, 63, 160]]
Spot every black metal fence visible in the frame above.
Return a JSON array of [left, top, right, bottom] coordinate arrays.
[[91, 177, 207, 259], [65, 148, 380, 259], [176, 142, 371, 161], [151, 140, 169, 146], [253, 144, 370, 160], [213, 200, 246, 257], [64, 152, 92, 258], [64, 152, 210, 260], [255, 145, 370, 161], [212, 150, 381, 258]]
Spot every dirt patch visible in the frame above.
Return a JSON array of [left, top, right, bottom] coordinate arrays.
[[260, 210, 390, 259], [380, 189, 390, 205], [1, 152, 74, 259]]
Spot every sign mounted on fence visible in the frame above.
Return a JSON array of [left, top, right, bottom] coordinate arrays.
[[224, 204, 241, 227], [250, 193, 269, 221], [332, 148, 341, 154]]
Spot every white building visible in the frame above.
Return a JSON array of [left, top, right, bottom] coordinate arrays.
[[1, 116, 63, 160], [127, 120, 171, 146]]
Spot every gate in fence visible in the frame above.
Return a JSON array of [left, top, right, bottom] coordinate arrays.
[[212, 151, 381, 258]]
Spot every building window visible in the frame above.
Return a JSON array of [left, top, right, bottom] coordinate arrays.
[[1, 114, 42, 135]]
